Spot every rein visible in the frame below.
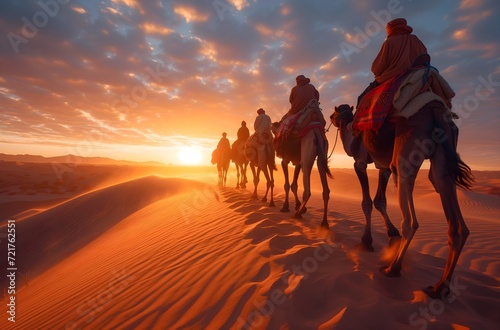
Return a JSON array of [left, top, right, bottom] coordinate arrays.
[[326, 109, 351, 160], [327, 127, 340, 160]]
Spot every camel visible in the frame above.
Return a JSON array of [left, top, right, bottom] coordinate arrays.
[[230, 139, 248, 189], [331, 101, 474, 299], [330, 109, 401, 251], [244, 133, 275, 206], [211, 148, 230, 187], [275, 100, 332, 228]]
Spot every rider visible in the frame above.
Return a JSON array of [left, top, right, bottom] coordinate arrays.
[[289, 75, 320, 115], [252, 108, 275, 167], [372, 18, 428, 85], [254, 108, 272, 144], [237, 121, 250, 142], [358, 18, 428, 106], [217, 132, 230, 153]]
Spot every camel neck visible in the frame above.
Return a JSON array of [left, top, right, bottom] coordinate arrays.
[[338, 120, 355, 158]]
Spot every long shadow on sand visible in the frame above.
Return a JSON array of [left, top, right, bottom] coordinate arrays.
[[218, 187, 500, 329], [0, 176, 210, 290]]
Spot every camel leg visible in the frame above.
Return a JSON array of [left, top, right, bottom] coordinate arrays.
[[235, 164, 241, 189], [260, 164, 275, 206], [224, 166, 229, 187], [381, 160, 421, 277], [268, 163, 275, 207], [354, 161, 374, 251], [381, 117, 427, 277], [318, 153, 330, 229], [281, 159, 291, 212], [257, 144, 275, 207], [250, 165, 259, 199], [242, 163, 248, 188], [291, 164, 302, 212], [374, 168, 401, 245], [260, 166, 269, 203], [293, 133, 315, 219], [423, 142, 469, 299], [294, 163, 311, 219], [256, 147, 268, 202], [218, 167, 223, 187]]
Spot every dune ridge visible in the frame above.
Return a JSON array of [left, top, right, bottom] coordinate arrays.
[[0, 176, 211, 290]]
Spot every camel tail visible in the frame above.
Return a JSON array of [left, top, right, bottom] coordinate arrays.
[[433, 106, 474, 191], [455, 155, 474, 190]]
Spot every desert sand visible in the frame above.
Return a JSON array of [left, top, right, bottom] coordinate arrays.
[[1, 160, 499, 329]]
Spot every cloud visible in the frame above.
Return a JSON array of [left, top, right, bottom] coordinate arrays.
[[0, 0, 498, 167]]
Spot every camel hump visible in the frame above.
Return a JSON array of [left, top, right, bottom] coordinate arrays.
[[412, 53, 431, 66], [211, 148, 218, 164]]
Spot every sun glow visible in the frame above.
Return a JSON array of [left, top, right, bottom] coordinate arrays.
[[178, 146, 203, 165]]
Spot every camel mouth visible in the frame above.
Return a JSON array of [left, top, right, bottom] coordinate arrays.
[[331, 105, 354, 127], [330, 111, 343, 127]]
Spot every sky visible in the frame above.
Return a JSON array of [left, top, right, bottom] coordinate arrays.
[[0, 0, 499, 169]]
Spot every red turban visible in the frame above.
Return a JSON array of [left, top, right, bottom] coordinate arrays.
[[386, 18, 413, 38]]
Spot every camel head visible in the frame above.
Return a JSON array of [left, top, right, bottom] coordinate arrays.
[[271, 121, 280, 134], [330, 104, 354, 128]]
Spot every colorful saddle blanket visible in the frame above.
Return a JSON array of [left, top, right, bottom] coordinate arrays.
[[273, 99, 323, 158], [353, 72, 409, 132]]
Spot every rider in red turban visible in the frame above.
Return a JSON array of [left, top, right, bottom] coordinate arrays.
[[371, 18, 428, 84]]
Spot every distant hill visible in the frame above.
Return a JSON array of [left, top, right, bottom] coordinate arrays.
[[0, 153, 165, 166]]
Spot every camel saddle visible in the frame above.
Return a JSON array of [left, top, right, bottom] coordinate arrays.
[[354, 54, 436, 132], [273, 99, 324, 164]]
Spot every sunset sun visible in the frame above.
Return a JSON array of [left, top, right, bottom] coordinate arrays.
[[178, 146, 203, 165]]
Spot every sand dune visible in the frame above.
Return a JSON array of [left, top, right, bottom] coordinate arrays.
[[1, 162, 499, 329]]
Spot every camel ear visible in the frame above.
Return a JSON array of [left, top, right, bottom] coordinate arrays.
[[350, 106, 354, 111], [334, 106, 337, 111]]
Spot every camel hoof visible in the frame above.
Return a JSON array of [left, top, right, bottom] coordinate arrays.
[[261, 197, 267, 203], [251, 193, 258, 200], [361, 235, 373, 251], [379, 266, 401, 278], [269, 201, 275, 207], [422, 285, 451, 300], [320, 220, 329, 229], [280, 206, 290, 212], [292, 213, 302, 219], [389, 235, 402, 248], [357, 242, 374, 252], [422, 286, 440, 300], [388, 228, 401, 238], [295, 204, 307, 214]]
